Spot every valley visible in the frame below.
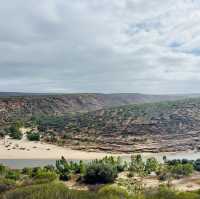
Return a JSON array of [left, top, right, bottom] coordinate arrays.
[[1, 94, 200, 155]]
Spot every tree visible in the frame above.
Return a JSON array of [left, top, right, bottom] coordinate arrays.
[[194, 159, 200, 171], [129, 155, 145, 176], [163, 156, 167, 163], [145, 157, 159, 174]]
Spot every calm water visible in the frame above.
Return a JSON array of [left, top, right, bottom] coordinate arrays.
[[1, 151, 200, 169], [0, 159, 57, 169]]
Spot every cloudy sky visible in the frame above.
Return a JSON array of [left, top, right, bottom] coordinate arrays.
[[1, 0, 200, 94]]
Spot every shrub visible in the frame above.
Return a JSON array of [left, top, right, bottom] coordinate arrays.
[[170, 163, 193, 177], [5, 170, 20, 181], [194, 159, 200, 171], [34, 169, 57, 182], [145, 157, 159, 174], [129, 155, 145, 176], [0, 178, 16, 193], [21, 167, 32, 176], [84, 162, 118, 184], [0, 164, 7, 176], [98, 185, 130, 199], [59, 173, 71, 181], [27, 132, 40, 141], [145, 187, 177, 199], [7, 125, 22, 140], [1, 183, 95, 199], [176, 192, 200, 199], [56, 157, 86, 181]]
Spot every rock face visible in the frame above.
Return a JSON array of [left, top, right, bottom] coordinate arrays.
[[0, 93, 191, 124], [38, 98, 200, 153]]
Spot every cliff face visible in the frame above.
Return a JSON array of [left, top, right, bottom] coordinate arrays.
[[37, 98, 200, 153], [0, 93, 191, 124]]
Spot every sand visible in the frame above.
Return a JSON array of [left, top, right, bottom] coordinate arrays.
[[0, 128, 123, 160], [0, 128, 197, 161], [0, 137, 121, 160]]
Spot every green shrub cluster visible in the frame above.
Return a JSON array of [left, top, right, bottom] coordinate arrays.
[[2, 183, 200, 199], [27, 132, 40, 141], [56, 156, 86, 181], [5, 122, 23, 140], [83, 156, 126, 184]]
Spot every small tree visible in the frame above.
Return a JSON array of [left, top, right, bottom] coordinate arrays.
[[129, 155, 145, 176], [145, 157, 159, 174], [6, 123, 23, 140]]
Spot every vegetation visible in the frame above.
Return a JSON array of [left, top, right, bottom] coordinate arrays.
[[84, 161, 118, 184], [27, 131, 40, 141], [24, 98, 200, 154], [0, 156, 200, 198], [1, 182, 200, 199], [5, 122, 23, 140]]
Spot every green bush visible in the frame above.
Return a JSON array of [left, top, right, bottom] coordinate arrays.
[[0, 164, 7, 176], [34, 169, 57, 182], [1, 181, 200, 199], [98, 185, 130, 199], [21, 167, 32, 176], [145, 157, 159, 174], [84, 162, 118, 184], [170, 163, 193, 177], [27, 132, 40, 141], [5, 170, 20, 181], [176, 192, 200, 199], [59, 173, 71, 181], [129, 155, 145, 176], [145, 187, 177, 199], [7, 125, 22, 140], [194, 159, 200, 171], [5, 121, 24, 140], [1, 183, 95, 199], [56, 157, 86, 181]]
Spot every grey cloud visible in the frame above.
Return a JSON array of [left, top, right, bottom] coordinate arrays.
[[0, 0, 200, 94]]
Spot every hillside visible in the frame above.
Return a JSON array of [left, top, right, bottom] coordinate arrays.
[[36, 98, 200, 153], [2, 93, 200, 153], [0, 93, 194, 125]]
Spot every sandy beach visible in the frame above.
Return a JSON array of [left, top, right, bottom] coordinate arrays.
[[0, 128, 124, 160], [0, 135, 198, 161], [0, 129, 198, 161], [0, 136, 122, 160]]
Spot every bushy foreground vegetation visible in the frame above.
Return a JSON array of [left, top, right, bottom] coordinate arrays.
[[1, 182, 200, 199], [0, 155, 198, 189], [0, 155, 200, 198]]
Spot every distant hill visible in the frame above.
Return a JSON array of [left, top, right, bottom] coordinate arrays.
[[0, 92, 199, 125]]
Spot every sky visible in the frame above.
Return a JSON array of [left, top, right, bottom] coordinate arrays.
[[1, 0, 200, 94]]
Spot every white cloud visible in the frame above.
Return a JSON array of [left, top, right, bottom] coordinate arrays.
[[0, 0, 200, 94]]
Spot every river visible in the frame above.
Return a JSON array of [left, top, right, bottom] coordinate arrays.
[[1, 151, 200, 169]]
